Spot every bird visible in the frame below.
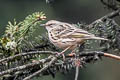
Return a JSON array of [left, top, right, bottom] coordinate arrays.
[[40, 20, 108, 57]]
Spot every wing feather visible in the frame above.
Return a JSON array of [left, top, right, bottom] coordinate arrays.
[[53, 23, 107, 40]]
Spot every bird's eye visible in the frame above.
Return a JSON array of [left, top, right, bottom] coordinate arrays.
[[49, 23, 54, 25], [46, 24, 51, 26]]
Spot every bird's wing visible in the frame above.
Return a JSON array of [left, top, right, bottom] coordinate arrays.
[[53, 23, 106, 40], [60, 28, 108, 40], [69, 28, 95, 38], [58, 26, 95, 39], [51, 23, 107, 40]]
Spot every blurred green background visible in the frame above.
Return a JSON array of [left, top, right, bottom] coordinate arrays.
[[0, 0, 120, 80]]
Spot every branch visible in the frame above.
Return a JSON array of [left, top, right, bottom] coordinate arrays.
[[22, 52, 120, 80], [0, 55, 52, 76], [0, 51, 56, 63], [102, 9, 120, 19], [104, 53, 120, 60], [101, 0, 118, 10], [1, 51, 120, 80], [78, 52, 120, 61], [89, 9, 120, 28], [23, 57, 57, 80]]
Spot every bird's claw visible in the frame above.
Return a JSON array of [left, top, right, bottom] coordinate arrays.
[[74, 59, 81, 67], [68, 53, 76, 57]]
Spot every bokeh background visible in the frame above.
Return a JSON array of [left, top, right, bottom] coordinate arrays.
[[0, 0, 120, 80]]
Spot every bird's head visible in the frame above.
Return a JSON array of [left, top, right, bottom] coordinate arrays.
[[40, 20, 61, 31]]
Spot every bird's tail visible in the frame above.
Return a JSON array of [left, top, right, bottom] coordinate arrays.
[[90, 36, 108, 40]]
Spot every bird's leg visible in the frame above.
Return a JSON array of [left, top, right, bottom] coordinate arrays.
[[57, 46, 72, 60], [68, 45, 81, 67], [68, 45, 77, 57], [68, 49, 76, 57]]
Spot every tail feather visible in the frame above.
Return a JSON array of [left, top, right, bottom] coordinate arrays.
[[90, 36, 108, 40]]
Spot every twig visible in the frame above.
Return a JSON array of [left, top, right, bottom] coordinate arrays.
[[89, 9, 120, 28], [101, 0, 118, 10], [0, 51, 56, 63], [23, 57, 57, 80], [102, 9, 120, 19], [104, 53, 120, 60], [78, 51, 120, 61], [0, 56, 52, 76], [74, 66, 79, 80], [18, 17, 42, 43]]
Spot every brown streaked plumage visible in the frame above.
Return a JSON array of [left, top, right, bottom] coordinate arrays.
[[41, 20, 108, 55]]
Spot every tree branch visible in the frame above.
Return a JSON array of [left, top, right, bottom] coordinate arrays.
[[0, 51, 56, 63], [89, 9, 120, 28], [104, 53, 120, 60], [0, 55, 52, 76], [1, 50, 120, 80], [23, 57, 57, 80], [100, 0, 118, 10]]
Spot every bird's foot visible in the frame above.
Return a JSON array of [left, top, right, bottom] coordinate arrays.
[[74, 59, 81, 67], [68, 53, 81, 67], [68, 53, 76, 57]]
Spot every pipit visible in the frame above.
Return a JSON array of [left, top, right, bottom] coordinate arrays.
[[40, 20, 108, 58]]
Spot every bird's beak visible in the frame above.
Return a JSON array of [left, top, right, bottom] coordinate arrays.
[[40, 24, 46, 27]]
